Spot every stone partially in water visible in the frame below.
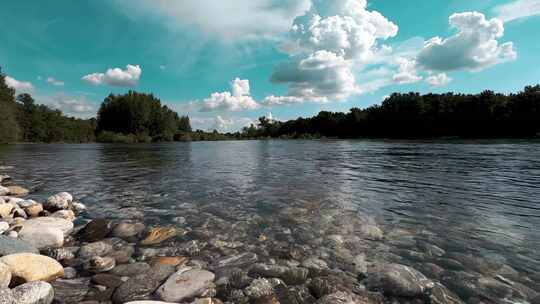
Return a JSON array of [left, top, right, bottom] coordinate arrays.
[[51, 210, 76, 221], [0, 235, 39, 256], [44, 192, 72, 211], [156, 269, 215, 302], [140, 227, 178, 245], [78, 219, 113, 242], [7, 185, 29, 197], [12, 281, 55, 304], [112, 221, 146, 240], [366, 263, 434, 297], [112, 264, 176, 303], [0, 253, 64, 283]]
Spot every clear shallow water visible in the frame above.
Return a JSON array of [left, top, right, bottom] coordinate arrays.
[[1, 140, 540, 298]]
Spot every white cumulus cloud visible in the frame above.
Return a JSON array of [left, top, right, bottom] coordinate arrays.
[[494, 0, 540, 22], [392, 57, 422, 84], [190, 115, 254, 132], [5, 76, 34, 93], [417, 12, 517, 72], [82, 64, 142, 87], [200, 78, 260, 112], [43, 94, 96, 118], [46, 77, 64, 86], [426, 73, 452, 87]]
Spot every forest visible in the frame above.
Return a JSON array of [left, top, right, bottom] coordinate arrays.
[[2, 67, 539, 143], [242, 86, 540, 139]]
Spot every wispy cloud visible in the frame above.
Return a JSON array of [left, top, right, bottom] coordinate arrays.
[[494, 0, 540, 22]]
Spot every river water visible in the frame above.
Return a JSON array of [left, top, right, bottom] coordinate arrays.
[[1, 140, 539, 301]]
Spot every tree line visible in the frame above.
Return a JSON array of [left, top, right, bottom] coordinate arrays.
[[241, 86, 540, 139]]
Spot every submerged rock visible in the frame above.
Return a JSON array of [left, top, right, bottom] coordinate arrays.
[[429, 282, 465, 304], [109, 262, 151, 276], [77, 219, 113, 242], [112, 221, 146, 240], [78, 241, 113, 260], [83, 256, 116, 273], [156, 269, 215, 302], [366, 263, 434, 297], [12, 281, 55, 304], [112, 264, 176, 303], [0, 253, 64, 283], [140, 227, 178, 245]]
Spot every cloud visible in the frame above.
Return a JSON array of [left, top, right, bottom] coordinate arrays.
[[392, 57, 422, 84], [82, 64, 142, 87], [5, 76, 34, 93], [494, 0, 540, 22], [200, 78, 260, 112], [417, 12, 517, 72], [426, 73, 452, 87], [115, 0, 312, 41], [44, 94, 96, 118], [268, 0, 398, 105], [190, 115, 254, 132], [46, 77, 64, 86]]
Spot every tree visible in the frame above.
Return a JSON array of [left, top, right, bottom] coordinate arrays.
[[0, 68, 20, 143]]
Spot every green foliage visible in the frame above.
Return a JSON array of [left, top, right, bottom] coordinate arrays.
[[96, 91, 191, 142], [0, 68, 20, 143], [96, 131, 137, 143], [242, 86, 540, 139]]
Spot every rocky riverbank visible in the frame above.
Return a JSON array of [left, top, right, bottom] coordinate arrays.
[[0, 171, 539, 304]]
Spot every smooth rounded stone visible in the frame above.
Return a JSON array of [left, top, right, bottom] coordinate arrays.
[[156, 269, 215, 302], [0, 187, 8, 196], [0, 235, 39, 255], [78, 241, 113, 260], [112, 222, 146, 240], [140, 227, 178, 246], [84, 256, 116, 273], [0, 253, 64, 283], [0, 222, 8, 234], [0, 262, 11, 288], [43, 247, 79, 261], [92, 273, 124, 288], [0, 203, 13, 218], [71, 202, 86, 213], [7, 231, 17, 238], [107, 245, 135, 264], [366, 263, 434, 297], [12, 281, 54, 304], [23, 204, 43, 218], [243, 278, 275, 299], [78, 219, 113, 242], [44, 192, 72, 211], [429, 282, 465, 304], [109, 262, 151, 276], [6, 186, 29, 197], [50, 210, 75, 221], [10, 205, 27, 219], [18, 226, 64, 249], [18, 217, 74, 236], [135, 247, 184, 261], [51, 278, 91, 303], [62, 267, 77, 279], [112, 264, 176, 303]]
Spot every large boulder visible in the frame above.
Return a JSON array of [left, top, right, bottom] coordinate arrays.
[[12, 281, 55, 304], [0, 235, 39, 256], [366, 263, 434, 297], [44, 192, 72, 211], [156, 268, 215, 302], [18, 226, 64, 249], [18, 217, 74, 236], [0, 253, 64, 283]]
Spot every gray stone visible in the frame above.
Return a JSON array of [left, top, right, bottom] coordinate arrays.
[[0, 235, 39, 256], [109, 262, 151, 277], [429, 282, 465, 304], [44, 192, 72, 211], [18, 217, 74, 236], [78, 241, 113, 260], [0, 288, 13, 304], [112, 264, 176, 304], [51, 278, 91, 303], [12, 281, 54, 304], [77, 219, 113, 242], [212, 252, 258, 270], [18, 226, 64, 249], [62, 267, 77, 279], [366, 263, 434, 297], [156, 269, 215, 302], [0, 222, 9, 235], [112, 222, 145, 240], [243, 278, 274, 299], [315, 291, 359, 304], [83, 256, 116, 273], [92, 273, 124, 288]]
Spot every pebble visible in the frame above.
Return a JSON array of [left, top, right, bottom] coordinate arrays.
[[0, 253, 64, 283], [18, 217, 74, 236], [51, 210, 76, 221], [109, 262, 151, 276], [78, 241, 113, 260], [156, 269, 215, 302], [0, 203, 13, 218], [63, 267, 78, 279], [51, 278, 91, 303], [92, 273, 124, 288], [0, 221, 9, 234], [12, 281, 55, 304]]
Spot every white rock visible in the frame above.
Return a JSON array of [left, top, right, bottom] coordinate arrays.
[[0, 203, 13, 218], [19, 226, 64, 249], [156, 269, 215, 302], [71, 202, 86, 213], [7, 231, 18, 238], [44, 192, 72, 211], [51, 210, 76, 221], [0, 186, 8, 196], [0, 262, 11, 288], [19, 217, 74, 236], [12, 281, 55, 304], [0, 222, 9, 234]]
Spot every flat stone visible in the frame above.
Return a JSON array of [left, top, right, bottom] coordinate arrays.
[[0, 253, 64, 283], [19, 217, 74, 236], [140, 227, 177, 245], [7, 186, 29, 197], [44, 192, 72, 211], [18, 226, 64, 249], [0, 235, 38, 256], [77, 219, 113, 242], [0, 262, 11, 288], [51, 278, 91, 303], [92, 273, 124, 288], [112, 264, 176, 304], [109, 262, 151, 276], [112, 222, 146, 240], [12, 281, 54, 304], [156, 269, 215, 302], [366, 263, 434, 297]]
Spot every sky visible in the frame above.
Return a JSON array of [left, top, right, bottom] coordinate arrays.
[[1, 0, 539, 132]]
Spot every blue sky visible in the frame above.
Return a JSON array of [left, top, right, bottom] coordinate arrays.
[[1, 0, 539, 131]]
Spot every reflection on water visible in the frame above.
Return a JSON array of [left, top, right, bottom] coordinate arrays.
[[1, 140, 540, 299]]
